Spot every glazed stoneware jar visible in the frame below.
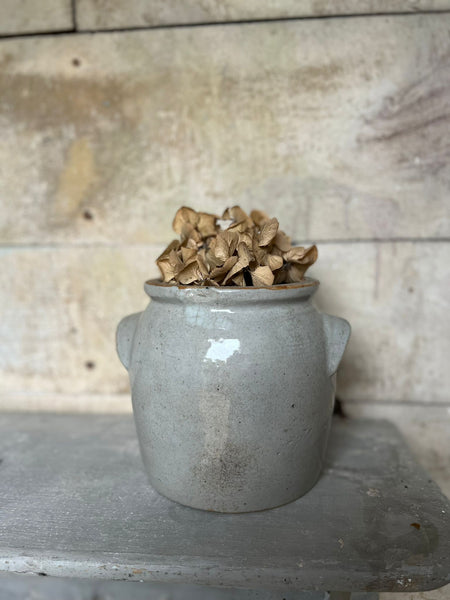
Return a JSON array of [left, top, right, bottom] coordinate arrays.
[[116, 278, 350, 513]]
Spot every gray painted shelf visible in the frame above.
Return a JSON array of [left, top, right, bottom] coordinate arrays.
[[0, 414, 448, 594]]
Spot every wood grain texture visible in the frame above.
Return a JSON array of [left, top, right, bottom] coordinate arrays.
[[313, 242, 450, 404], [0, 574, 333, 600], [75, 0, 450, 30], [0, 0, 72, 35], [0, 246, 159, 398], [0, 242, 448, 405], [0, 414, 448, 592], [380, 583, 450, 600], [0, 15, 449, 245], [344, 403, 450, 500]]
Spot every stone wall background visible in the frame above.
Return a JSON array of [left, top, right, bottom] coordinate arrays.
[[0, 3, 449, 596]]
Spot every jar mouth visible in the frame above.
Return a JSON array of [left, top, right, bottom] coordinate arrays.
[[144, 277, 319, 303]]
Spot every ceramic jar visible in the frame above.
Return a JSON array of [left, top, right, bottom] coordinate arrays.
[[116, 278, 350, 513]]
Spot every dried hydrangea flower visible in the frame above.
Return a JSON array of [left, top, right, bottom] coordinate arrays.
[[258, 218, 279, 247], [251, 265, 274, 287], [156, 206, 318, 287]]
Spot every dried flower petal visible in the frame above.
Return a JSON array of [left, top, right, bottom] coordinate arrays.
[[196, 254, 210, 278], [185, 237, 198, 249], [157, 258, 178, 283], [227, 219, 250, 233], [283, 246, 305, 262], [181, 222, 202, 244], [205, 250, 223, 269], [284, 246, 318, 282], [270, 245, 283, 257], [167, 249, 182, 270], [284, 245, 318, 265], [232, 272, 246, 286], [273, 231, 291, 252], [239, 232, 253, 248], [222, 206, 249, 223], [156, 240, 182, 282], [250, 209, 270, 227], [265, 254, 283, 271], [223, 258, 248, 285], [181, 247, 197, 263], [156, 239, 180, 262], [223, 230, 239, 255], [178, 261, 202, 285], [303, 244, 318, 265], [197, 212, 218, 238], [214, 233, 230, 263], [286, 263, 308, 283], [173, 206, 199, 234], [237, 241, 253, 265], [210, 256, 238, 280], [259, 218, 279, 247], [273, 268, 288, 285], [252, 235, 267, 264], [251, 266, 274, 287], [197, 247, 207, 262], [202, 278, 220, 287]]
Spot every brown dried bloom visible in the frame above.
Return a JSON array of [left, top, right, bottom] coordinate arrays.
[[156, 206, 317, 287]]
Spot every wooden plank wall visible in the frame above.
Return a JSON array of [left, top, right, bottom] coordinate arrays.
[[76, 0, 450, 28], [0, 1, 449, 522]]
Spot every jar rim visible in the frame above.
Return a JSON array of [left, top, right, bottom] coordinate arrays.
[[144, 277, 319, 302]]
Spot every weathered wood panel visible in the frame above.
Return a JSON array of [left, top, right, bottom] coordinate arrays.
[[345, 403, 450, 499], [0, 575, 334, 600], [0, 0, 72, 35], [313, 242, 450, 404], [0, 415, 449, 591], [1, 15, 449, 245], [380, 584, 450, 600], [76, 0, 450, 30], [0, 392, 131, 413], [0, 241, 448, 405], [0, 246, 158, 398]]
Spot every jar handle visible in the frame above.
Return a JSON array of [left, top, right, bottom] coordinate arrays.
[[322, 314, 351, 377], [116, 312, 141, 370]]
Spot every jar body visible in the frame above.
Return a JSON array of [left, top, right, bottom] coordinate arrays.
[[118, 280, 350, 513]]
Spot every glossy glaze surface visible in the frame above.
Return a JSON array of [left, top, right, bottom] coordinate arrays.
[[117, 279, 350, 512]]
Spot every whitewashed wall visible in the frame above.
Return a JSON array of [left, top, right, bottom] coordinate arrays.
[[0, 5, 449, 596]]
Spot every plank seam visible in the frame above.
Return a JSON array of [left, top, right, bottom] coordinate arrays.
[[71, 0, 78, 31], [0, 238, 449, 249], [0, 9, 450, 40], [342, 399, 450, 408]]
